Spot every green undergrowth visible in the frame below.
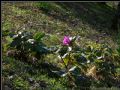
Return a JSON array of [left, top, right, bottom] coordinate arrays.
[[2, 2, 120, 89], [2, 56, 68, 90]]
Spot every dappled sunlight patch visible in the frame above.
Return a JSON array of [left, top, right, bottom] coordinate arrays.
[[11, 5, 31, 15], [2, 2, 120, 89]]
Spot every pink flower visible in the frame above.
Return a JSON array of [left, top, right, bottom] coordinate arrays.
[[63, 36, 71, 45]]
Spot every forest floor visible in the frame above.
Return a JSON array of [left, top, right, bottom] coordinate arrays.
[[2, 2, 120, 90]]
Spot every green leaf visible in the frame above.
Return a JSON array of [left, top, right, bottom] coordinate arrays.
[[33, 32, 45, 42], [10, 36, 22, 47], [6, 36, 13, 43], [63, 57, 69, 66], [70, 67, 81, 75], [35, 44, 49, 54], [95, 50, 102, 57], [116, 67, 120, 74], [58, 46, 68, 56], [87, 54, 95, 62], [95, 59, 104, 64], [2, 30, 10, 37], [86, 45, 93, 52], [117, 48, 120, 54], [76, 55, 87, 64]]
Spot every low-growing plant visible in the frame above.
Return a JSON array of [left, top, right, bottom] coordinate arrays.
[[52, 35, 120, 88], [7, 31, 51, 64], [4, 30, 120, 89], [12, 76, 29, 90], [51, 36, 82, 88]]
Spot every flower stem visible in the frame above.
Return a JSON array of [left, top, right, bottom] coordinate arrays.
[[60, 56, 68, 70], [60, 53, 76, 88]]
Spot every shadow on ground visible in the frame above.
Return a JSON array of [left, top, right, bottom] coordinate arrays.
[[43, 2, 115, 32]]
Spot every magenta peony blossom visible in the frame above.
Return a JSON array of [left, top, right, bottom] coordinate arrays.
[[63, 36, 71, 45]]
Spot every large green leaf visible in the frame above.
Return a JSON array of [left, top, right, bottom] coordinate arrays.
[[33, 32, 45, 42], [58, 46, 68, 56], [10, 36, 22, 48], [76, 55, 87, 64], [63, 57, 69, 66], [34, 44, 49, 54]]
